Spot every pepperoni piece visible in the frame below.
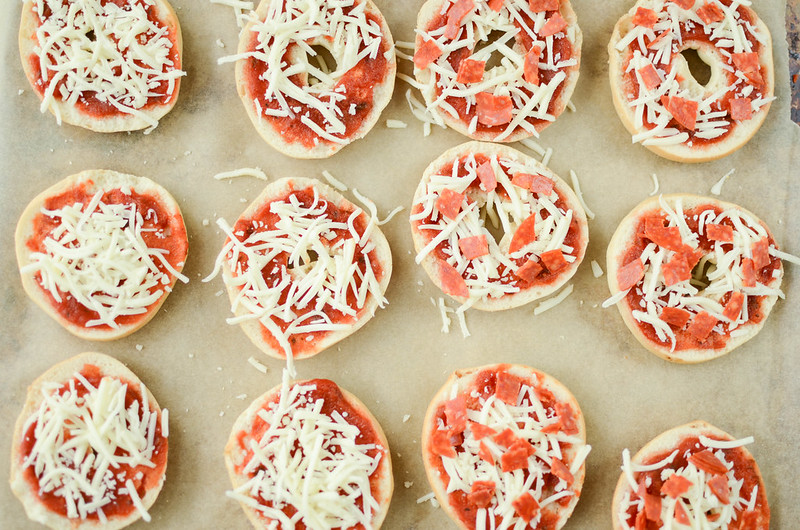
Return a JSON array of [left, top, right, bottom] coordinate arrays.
[[468, 480, 496, 508], [697, 2, 724, 24], [512, 492, 540, 522], [648, 29, 672, 49], [500, 443, 530, 472], [436, 188, 465, 220], [751, 237, 770, 269], [673, 0, 695, 9], [530, 175, 554, 195], [476, 160, 497, 192], [444, 0, 475, 39], [632, 7, 659, 28], [515, 259, 543, 283], [730, 97, 753, 121], [741, 258, 756, 287], [540, 249, 567, 272], [509, 214, 537, 254], [510, 438, 535, 458], [643, 491, 662, 522], [688, 449, 728, 475], [459, 235, 489, 260], [539, 12, 568, 37], [707, 474, 731, 504], [457, 58, 486, 84], [431, 429, 457, 458], [617, 259, 645, 291], [705, 223, 734, 242], [469, 421, 497, 440], [488, 0, 504, 11], [478, 440, 495, 464], [665, 96, 699, 131], [731, 52, 763, 85], [686, 311, 718, 342], [634, 510, 647, 530], [512, 172, 535, 189], [723, 291, 744, 321], [646, 225, 683, 251], [676, 245, 703, 269], [550, 458, 574, 485], [529, 0, 558, 12], [475, 92, 513, 126], [660, 306, 691, 328], [638, 64, 662, 91], [496, 371, 523, 405], [555, 402, 578, 435], [414, 38, 443, 70], [438, 260, 469, 298], [663, 255, 692, 286], [661, 474, 693, 498], [444, 395, 468, 434], [494, 428, 518, 448], [524, 46, 541, 85], [540, 417, 562, 434], [674, 501, 690, 525]]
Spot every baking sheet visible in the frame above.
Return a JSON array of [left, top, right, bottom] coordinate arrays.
[[1, 1, 798, 528]]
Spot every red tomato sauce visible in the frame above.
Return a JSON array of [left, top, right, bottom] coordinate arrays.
[[28, 0, 181, 118], [621, 204, 779, 351], [234, 379, 386, 530], [19, 364, 167, 520], [26, 180, 188, 330]]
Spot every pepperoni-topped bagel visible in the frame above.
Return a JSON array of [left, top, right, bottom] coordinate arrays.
[[422, 364, 590, 530], [410, 142, 588, 311], [413, 0, 582, 142], [606, 194, 789, 363], [207, 177, 392, 361], [10, 352, 169, 529], [19, 0, 184, 132], [225, 378, 393, 529], [612, 420, 769, 529], [608, 0, 774, 162], [15, 170, 189, 341], [233, 0, 396, 158]]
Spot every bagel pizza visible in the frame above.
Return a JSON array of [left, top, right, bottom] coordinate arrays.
[[606, 194, 790, 363], [233, 0, 396, 158], [608, 0, 774, 162], [19, 0, 184, 132], [206, 177, 392, 361], [612, 420, 769, 529], [422, 364, 590, 529], [10, 352, 169, 529], [413, 0, 582, 142], [15, 170, 189, 341], [225, 378, 393, 529], [410, 141, 588, 311]]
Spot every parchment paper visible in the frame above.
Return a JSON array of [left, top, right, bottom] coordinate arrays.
[[1, 1, 798, 528]]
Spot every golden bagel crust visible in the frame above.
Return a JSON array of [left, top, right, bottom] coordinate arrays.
[[15, 169, 188, 341], [10, 352, 168, 530], [19, 0, 183, 132]]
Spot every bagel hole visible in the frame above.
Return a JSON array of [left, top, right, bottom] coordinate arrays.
[[288, 249, 320, 270], [86, 30, 96, 41], [682, 48, 712, 86], [480, 206, 506, 246], [307, 45, 337, 85], [690, 257, 714, 290], [474, 30, 510, 72]]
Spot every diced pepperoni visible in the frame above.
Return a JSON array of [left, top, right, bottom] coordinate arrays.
[[431, 429, 457, 458], [731, 52, 763, 85], [661, 474, 693, 498], [540, 417, 562, 434], [457, 58, 485, 84], [524, 46, 541, 85], [510, 438, 535, 457], [501, 444, 530, 472], [634, 510, 647, 530], [512, 492, 540, 522], [638, 63, 662, 91], [555, 402, 578, 435], [444, 395, 468, 434], [646, 225, 684, 251], [730, 97, 752, 121], [660, 306, 691, 328], [414, 38, 443, 70], [494, 428, 518, 448], [686, 311, 718, 342], [509, 214, 537, 254], [476, 161, 497, 192], [723, 291, 744, 321], [488, 0, 504, 11], [674, 501, 690, 525], [617, 259, 645, 291], [643, 491, 662, 522], [539, 12, 568, 37], [529, 0, 558, 12], [549, 458, 574, 485], [459, 235, 489, 260], [741, 258, 756, 287], [648, 29, 672, 49], [475, 92, 514, 126], [530, 175, 555, 195], [512, 172, 535, 189], [707, 474, 731, 504], [469, 421, 497, 440], [496, 371, 523, 405], [696, 2, 724, 24], [752, 237, 770, 269], [663, 255, 692, 287], [436, 188, 465, 220], [515, 259, 543, 282], [540, 249, 567, 272], [705, 223, 734, 242], [632, 7, 659, 28], [673, 0, 694, 9], [439, 260, 469, 298], [468, 480, 496, 508], [641, 215, 666, 236], [478, 441, 495, 464], [676, 245, 703, 269], [688, 449, 728, 475], [444, 0, 475, 39], [665, 96, 699, 131]]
